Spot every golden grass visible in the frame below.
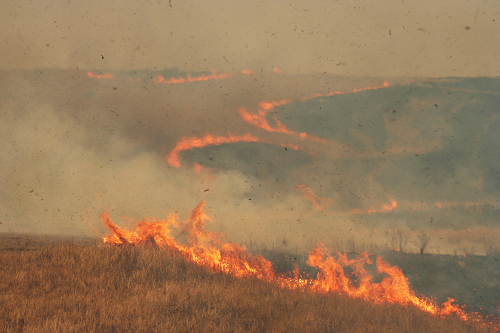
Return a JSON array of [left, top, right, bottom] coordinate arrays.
[[0, 235, 493, 333]]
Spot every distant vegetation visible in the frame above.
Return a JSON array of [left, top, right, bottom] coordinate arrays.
[[0, 234, 495, 333]]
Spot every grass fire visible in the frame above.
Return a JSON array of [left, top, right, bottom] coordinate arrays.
[[2, 1, 499, 331], [99, 202, 500, 331], [1, 67, 499, 332], [0, 231, 498, 332]]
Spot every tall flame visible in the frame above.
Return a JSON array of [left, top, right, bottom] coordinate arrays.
[[103, 202, 275, 279], [101, 202, 498, 330], [307, 245, 438, 313]]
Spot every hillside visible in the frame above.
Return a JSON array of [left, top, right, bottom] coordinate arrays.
[[0, 235, 496, 333]]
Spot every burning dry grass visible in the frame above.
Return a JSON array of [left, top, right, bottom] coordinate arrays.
[[0, 236, 493, 333]]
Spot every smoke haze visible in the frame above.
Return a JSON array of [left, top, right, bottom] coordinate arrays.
[[0, 69, 498, 256], [1, 0, 499, 76], [0, 0, 499, 254]]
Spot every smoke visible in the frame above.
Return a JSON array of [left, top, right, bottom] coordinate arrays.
[[0, 69, 498, 255], [0, 69, 343, 238]]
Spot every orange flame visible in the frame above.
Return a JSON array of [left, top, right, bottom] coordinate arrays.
[[237, 82, 391, 148], [239, 108, 296, 135], [166, 133, 261, 168], [296, 185, 333, 210], [298, 132, 328, 144], [381, 198, 398, 212], [352, 199, 398, 215], [281, 143, 299, 150], [242, 69, 258, 76], [154, 70, 235, 84], [440, 298, 468, 321], [307, 246, 438, 313], [103, 202, 274, 279], [274, 67, 281, 74], [193, 163, 203, 174], [101, 202, 498, 329], [258, 99, 292, 111], [239, 99, 326, 146], [87, 71, 113, 79]]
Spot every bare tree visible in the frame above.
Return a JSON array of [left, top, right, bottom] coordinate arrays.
[[282, 238, 288, 251], [390, 227, 407, 253], [417, 231, 431, 254]]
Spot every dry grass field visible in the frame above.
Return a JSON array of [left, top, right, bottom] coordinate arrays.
[[0, 234, 494, 333]]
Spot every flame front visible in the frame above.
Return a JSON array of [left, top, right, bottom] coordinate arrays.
[[87, 71, 113, 79], [306, 246, 438, 313], [351, 198, 398, 215], [166, 133, 261, 168], [101, 202, 498, 329], [166, 81, 394, 171], [103, 202, 274, 279], [238, 99, 327, 145]]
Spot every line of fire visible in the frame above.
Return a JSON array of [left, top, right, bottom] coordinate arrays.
[[83, 70, 500, 330], [2, 68, 498, 331]]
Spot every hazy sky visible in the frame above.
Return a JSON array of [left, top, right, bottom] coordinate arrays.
[[1, 0, 499, 76]]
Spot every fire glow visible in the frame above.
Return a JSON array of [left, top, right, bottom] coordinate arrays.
[[351, 198, 398, 215], [87, 71, 113, 79], [102, 202, 499, 330], [83, 70, 498, 327], [238, 99, 328, 144], [166, 133, 261, 168], [296, 185, 333, 210], [236, 82, 392, 145]]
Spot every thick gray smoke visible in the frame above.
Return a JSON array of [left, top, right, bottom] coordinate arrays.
[[0, 69, 498, 255]]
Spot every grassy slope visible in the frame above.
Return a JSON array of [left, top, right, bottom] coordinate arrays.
[[0, 235, 493, 333]]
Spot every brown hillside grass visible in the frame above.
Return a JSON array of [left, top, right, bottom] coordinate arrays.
[[0, 235, 493, 333]]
